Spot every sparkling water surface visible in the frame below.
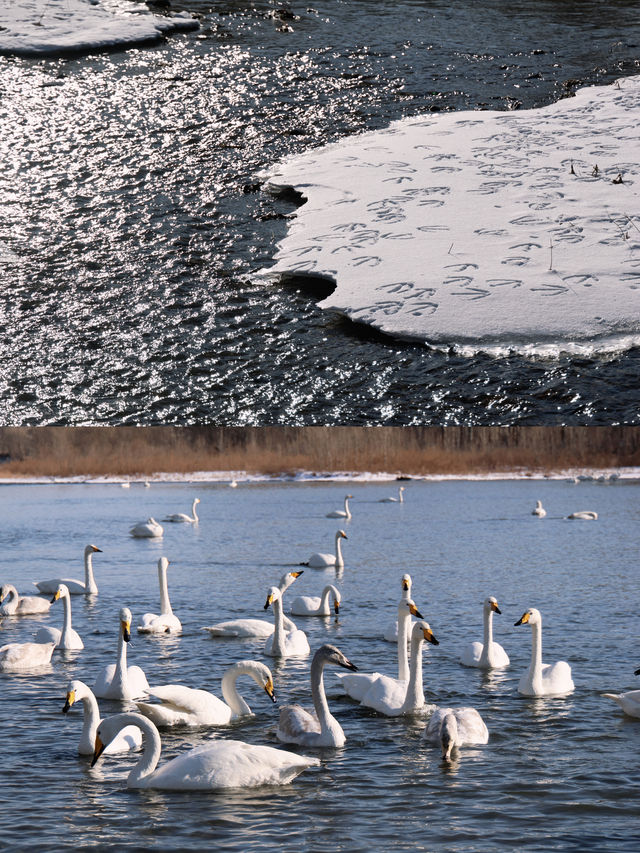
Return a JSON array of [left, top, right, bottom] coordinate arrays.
[[2, 1, 640, 423], [0, 478, 639, 851]]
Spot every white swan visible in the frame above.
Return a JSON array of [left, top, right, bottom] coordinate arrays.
[[290, 584, 341, 617], [63, 679, 142, 754], [0, 641, 55, 672], [424, 707, 489, 760], [277, 645, 358, 747], [602, 668, 640, 718], [514, 608, 574, 697], [163, 498, 200, 523], [93, 607, 150, 700], [263, 587, 310, 657], [130, 518, 164, 538], [379, 486, 405, 503], [382, 573, 412, 643], [137, 557, 182, 634], [460, 596, 510, 669], [532, 501, 546, 517], [34, 544, 102, 595], [358, 621, 440, 716], [34, 584, 83, 650], [92, 713, 319, 790], [303, 530, 347, 569], [202, 572, 302, 637], [337, 598, 423, 702], [0, 584, 51, 616], [326, 495, 352, 519], [568, 510, 598, 520], [136, 660, 276, 727]]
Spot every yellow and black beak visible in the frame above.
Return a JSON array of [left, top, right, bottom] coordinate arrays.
[[409, 603, 423, 619], [62, 689, 76, 714], [122, 619, 131, 642], [491, 601, 502, 615], [50, 589, 62, 604], [402, 579, 410, 591], [91, 734, 107, 768], [264, 593, 274, 611], [334, 600, 340, 615], [423, 627, 439, 646], [264, 678, 276, 703], [514, 611, 530, 626], [93, 546, 103, 553], [291, 571, 303, 579]]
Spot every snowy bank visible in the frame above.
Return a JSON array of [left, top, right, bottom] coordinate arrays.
[[0, 0, 198, 58], [261, 76, 640, 356]]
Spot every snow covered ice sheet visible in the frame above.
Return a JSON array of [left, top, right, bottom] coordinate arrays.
[[261, 77, 640, 355]]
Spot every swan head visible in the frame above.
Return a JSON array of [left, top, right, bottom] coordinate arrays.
[[194, 498, 201, 505], [401, 574, 412, 592], [120, 607, 133, 642], [92, 713, 141, 767], [264, 675, 276, 703], [514, 607, 541, 627], [485, 596, 501, 614], [412, 620, 439, 646], [86, 544, 102, 555], [441, 712, 458, 761], [51, 584, 70, 603], [0, 584, 11, 604], [398, 598, 423, 619], [279, 570, 303, 592], [264, 587, 281, 610], [62, 679, 87, 714], [158, 557, 169, 571], [317, 643, 357, 672], [336, 530, 348, 540]]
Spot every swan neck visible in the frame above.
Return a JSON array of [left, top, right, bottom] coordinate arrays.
[[115, 625, 129, 692], [335, 535, 344, 567], [84, 551, 98, 594], [127, 714, 161, 785], [397, 605, 410, 681], [402, 634, 425, 711], [60, 590, 73, 644], [529, 620, 543, 683], [221, 664, 253, 716], [310, 655, 334, 734], [158, 564, 172, 616], [80, 688, 101, 747], [272, 594, 286, 655], [344, 497, 351, 518], [319, 586, 333, 615], [191, 499, 199, 522]]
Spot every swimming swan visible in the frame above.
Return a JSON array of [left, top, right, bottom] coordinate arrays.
[[326, 496, 353, 519], [382, 574, 412, 643], [93, 607, 150, 700], [263, 587, 310, 658], [514, 608, 574, 697], [357, 621, 439, 716], [136, 660, 276, 727], [302, 530, 347, 569], [91, 712, 319, 790], [460, 596, 509, 669], [202, 572, 303, 637], [0, 584, 51, 616], [290, 584, 341, 617], [163, 498, 200, 523], [424, 707, 489, 760], [0, 641, 55, 672], [568, 510, 598, 520], [130, 518, 164, 538], [277, 644, 358, 747], [137, 557, 182, 634], [63, 679, 142, 754], [379, 486, 405, 503], [34, 545, 102, 595], [602, 669, 640, 718], [532, 501, 546, 517], [35, 584, 84, 650]]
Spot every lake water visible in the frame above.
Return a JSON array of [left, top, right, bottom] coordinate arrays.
[[1, 478, 639, 851], [3, 0, 640, 424]]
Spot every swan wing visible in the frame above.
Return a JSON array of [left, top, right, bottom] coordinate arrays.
[[602, 690, 640, 718], [286, 630, 310, 656], [276, 704, 321, 744], [33, 578, 84, 595], [424, 707, 451, 742], [460, 641, 484, 667], [452, 708, 489, 745], [307, 553, 334, 568], [487, 641, 510, 668], [542, 660, 574, 695], [142, 685, 231, 725], [360, 674, 407, 716], [290, 595, 321, 616], [93, 664, 117, 698], [12, 595, 51, 615], [138, 613, 182, 634], [0, 641, 55, 671], [335, 671, 383, 702], [104, 725, 143, 753], [35, 626, 63, 648], [202, 619, 274, 638], [127, 665, 150, 697]]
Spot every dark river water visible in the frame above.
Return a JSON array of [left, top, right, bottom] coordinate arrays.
[[2, 0, 640, 424]]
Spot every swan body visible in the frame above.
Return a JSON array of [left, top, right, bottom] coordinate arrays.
[[137, 557, 182, 634], [303, 530, 347, 569], [163, 498, 200, 523], [63, 679, 142, 754], [290, 584, 341, 617], [263, 587, 310, 657], [93, 607, 150, 700], [326, 495, 352, 519], [92, 712, 319, 790], [424, 707, 489, 760], [532, 501, 546, 517], [382, 574, 412, 643], [0, 584, 51, 616], [277, 645, 357, 747], [602, 690, 640, 718], [0, 641, 55, 672], [130, 518, 164, 538], [460, 596, 509, 669], [34, 544, 102, 595], [202, 572, 302, 637], [136, 661, 275, 727], [358, 621, 439, 716], [514, 608, 574, 697], [568, 510, 598, 520], [35, 584, 84, 650], [379, 486, 405, 503]]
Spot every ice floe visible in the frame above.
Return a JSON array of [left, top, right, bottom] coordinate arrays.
[[262, 76, 640, 355]]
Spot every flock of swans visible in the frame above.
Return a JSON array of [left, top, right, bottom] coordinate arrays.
[[1, 486, 637, 795]]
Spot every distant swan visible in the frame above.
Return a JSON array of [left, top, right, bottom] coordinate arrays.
[[290, 584, 341, 617], [302, 530, 347, 569], [568, 510, 598, 520], [532, 501, 546, 517], [137, 557, 182, 634], [602, 669, 640, 718], [382, 573, 412, 643], [379, 486, 405, 503], [424, 707, 489, 760], [460, 596, 509, 669], [136, 660, 276, 727], [202, 572, 303, 637], [34, 544, 102, 595], [277, 645, 358, 747], [63, 679, 142, 755], [326, 495, 352, 519], [35, 584, 84, 650], [93, 607, 150, 700], [0, 584, 51, 616], [130, 518, 164, 538], [514, 608, 574, 697], [263, 587, 310, 657], [163, 498, 200, 524], [0, 641, 55, 672], [91, 712, 319, 790]]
